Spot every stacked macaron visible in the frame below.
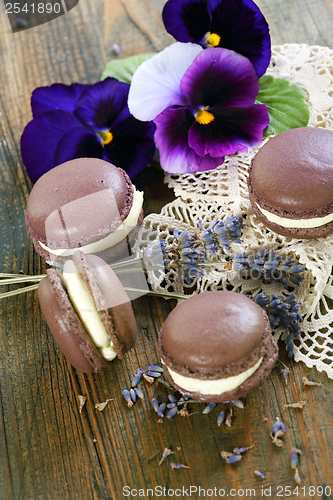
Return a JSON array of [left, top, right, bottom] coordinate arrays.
[[158, 291, 278, 402], [248, 127, 333, 239], [25, 157, 144, 266], [38, 250, 137, 372]]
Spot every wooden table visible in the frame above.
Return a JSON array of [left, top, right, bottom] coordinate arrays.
[[1, 1, 333, 499]]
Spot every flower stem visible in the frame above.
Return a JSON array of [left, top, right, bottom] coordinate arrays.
[[0, 283, 40, 299], [0, 273, 186, 301], [0, 275, 46, 285]]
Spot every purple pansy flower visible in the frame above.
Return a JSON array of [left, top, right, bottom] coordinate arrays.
[[21, 77, 156, 183], [128, 42, 269, 174], [162, 0, 271, 78]]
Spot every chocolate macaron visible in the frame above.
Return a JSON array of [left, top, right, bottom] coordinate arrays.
[[158, 291, 278, 402], [25, 157, 144, 265], [38, 251, 137, 372], [248, 127, 333, 239]]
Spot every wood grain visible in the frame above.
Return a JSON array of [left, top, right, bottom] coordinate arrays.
[[0, 0, 333, 499]]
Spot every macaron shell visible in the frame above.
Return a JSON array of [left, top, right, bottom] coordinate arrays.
[[159, 291, 266, 377], [248, 195, 333, 239], [38, 272, 107, 373], [248, 127, 333, 238], [249, 128, 333, 213], [30, 207, 143, 267], [162, 316, 278, 403], [72, 251, 138, 358], [25, 158, 134, 249]]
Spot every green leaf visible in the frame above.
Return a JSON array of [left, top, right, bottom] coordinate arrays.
[[255, 75, 309, 136], [101, 53, 157, 83]]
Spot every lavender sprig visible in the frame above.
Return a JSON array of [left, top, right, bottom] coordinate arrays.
[[170, 216, 244, 283], [253, 293, 303, 357], [143, 239, 168, 269], [233, 249, 305, 289], [144, 221, 305, 291], [198, 216, 244, 254], [173, 229, 207, 284]]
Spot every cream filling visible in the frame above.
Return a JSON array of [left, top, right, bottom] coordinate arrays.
[[256, 202, 333, 229], [39, 188, 143, 257], [62, 260, 117, 361], [164, 357, 263, 395]]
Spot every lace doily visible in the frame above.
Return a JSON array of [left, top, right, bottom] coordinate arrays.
[[134, 44, 333, 378]]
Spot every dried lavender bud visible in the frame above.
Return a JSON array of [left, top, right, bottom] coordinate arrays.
[[131, 367, 145, 388], [112, 43, 121, 55], [254, 470, 265, 478], [157, 403, 167, 417], [123, 389, 134, 407], [281, 368, 290, 384], [134, 388, 144, 399], [166, 406, 178, 419], [131, 373, 142, 388], [233, 446, 254, 455], [167, 402, 177, 409], [231, 399, 244, 409], [168, 394, 179, 403], [147, 370, 162, 378], [290, 448, 302, 469], [202, 403, 216, 414], [217, 411, 225, 426], [159, 448, 174, 465], [225, 454, 242, 464], [148, 365, 164, 373], [130, 388, 136, 403], [272, 419, 287, 434], [151, 398, 159, 412], [170, 463, 190, 469]]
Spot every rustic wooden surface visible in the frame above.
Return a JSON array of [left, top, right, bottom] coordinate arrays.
[[0, 1, 333, 499]]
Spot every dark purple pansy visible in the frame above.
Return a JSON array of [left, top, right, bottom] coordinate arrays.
[[31, 83, 89, 118], [21, 77, 156, 183], [162, 0, 271, 78], [128, 43, 269, 174]]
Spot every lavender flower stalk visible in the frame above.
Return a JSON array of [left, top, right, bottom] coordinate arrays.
[[253, 293, 303, 357], [233, 250, 305, 289]]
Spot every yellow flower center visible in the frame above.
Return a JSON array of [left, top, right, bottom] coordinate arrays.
[[195, 108, 214, 125], [204, 32, 221, 47], [98, 131, 113, 145]]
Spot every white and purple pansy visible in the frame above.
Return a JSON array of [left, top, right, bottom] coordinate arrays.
[[128, 42, 269, 174]]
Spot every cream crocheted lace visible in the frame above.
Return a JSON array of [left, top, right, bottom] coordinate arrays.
[[134, 44, 333, 378]]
